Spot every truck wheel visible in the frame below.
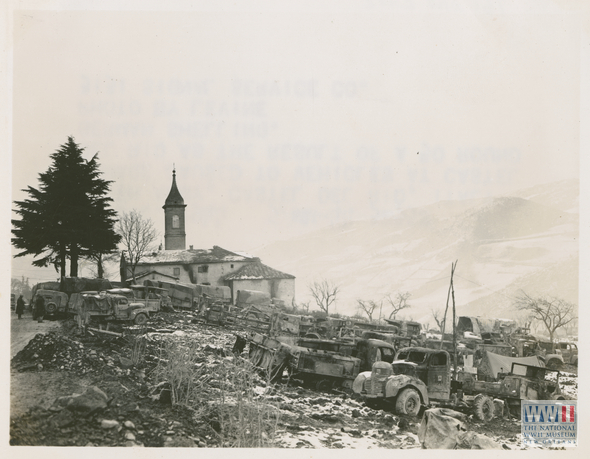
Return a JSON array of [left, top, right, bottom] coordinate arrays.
[[547, 359, 563, 370], [134, 313, 148, 325], [46, 302, 57, 314], [395, 388, 421, 416], [474, 394, 495, 422]]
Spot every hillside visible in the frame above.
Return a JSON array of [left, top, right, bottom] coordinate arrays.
[[253, 179, 579, 324]]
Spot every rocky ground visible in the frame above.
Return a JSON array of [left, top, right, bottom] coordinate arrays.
[[9, 311, 578, 449]]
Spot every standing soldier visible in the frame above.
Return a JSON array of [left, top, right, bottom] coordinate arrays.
[[16, 294, 25, 319], [34, 295, 45, 323]]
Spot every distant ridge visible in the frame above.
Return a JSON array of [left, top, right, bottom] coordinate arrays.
[[253, 179, 578, 325]]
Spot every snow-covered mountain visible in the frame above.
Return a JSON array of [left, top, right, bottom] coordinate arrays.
[[253, 179, 579, 324]]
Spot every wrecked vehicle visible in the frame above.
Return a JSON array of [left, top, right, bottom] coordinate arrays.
[[556, 342, 578, 366], [286, 337, 397, 391], [510, 337, 568, 370], [460, 362, 570, 418], [352, 347, 452, 416], [383, 319, 422, 338], [238, 333, 396, 391], [31, 289, 69, 318], [76, 287, 167, 327], [30, 277, 114, 318], [353, 346, 570, 421]]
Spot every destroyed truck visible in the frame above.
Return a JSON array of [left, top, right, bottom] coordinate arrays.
[[239, 333, 396, 391], [460, 362, 569, 418], [31, 277, 113, 318], [75, 285, 168, 327], [352, 346, 569, 421]]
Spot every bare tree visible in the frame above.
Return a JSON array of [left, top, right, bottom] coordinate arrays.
[[385, 291, 411, 320], [117, 210, 158, 284], [516, 292, 576, 351], [291, 299, 310, 314], [432, 309, 445, 333], [357, 299, 380, 322], [85, 250, 120, 279], [309, 279, 339, 315]]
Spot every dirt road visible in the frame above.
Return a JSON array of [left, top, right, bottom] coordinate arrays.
[[10, 312, 79, 416], [10, 311, 60, 358]]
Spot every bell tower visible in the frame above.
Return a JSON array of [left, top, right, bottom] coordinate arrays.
[[163, 168, 187, 250]]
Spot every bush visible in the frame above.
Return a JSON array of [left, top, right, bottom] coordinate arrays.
[[150, 337, 280, 447]]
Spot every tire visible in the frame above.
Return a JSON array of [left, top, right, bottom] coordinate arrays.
[[473, 394, 495, 422], [134, 313, 148, 325], [395, 388, 421, 416], [547, 359, 563, 370], [45, 303, 57, 314]]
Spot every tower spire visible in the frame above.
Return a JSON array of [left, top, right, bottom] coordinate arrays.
[[163, 168, 187, 250]]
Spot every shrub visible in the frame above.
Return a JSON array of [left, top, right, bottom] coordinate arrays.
[[150, 337, 280, 447]]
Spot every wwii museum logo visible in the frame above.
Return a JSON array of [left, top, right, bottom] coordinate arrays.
[[522, 401, 577, 447]]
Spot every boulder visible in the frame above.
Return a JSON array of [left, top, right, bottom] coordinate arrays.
[[52, 386, 108, 414], [101, 419, 120, 429]]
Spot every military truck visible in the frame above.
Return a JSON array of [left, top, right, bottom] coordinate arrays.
[[556, 342, 578, 366], [352, 346, 569, 420], [30, 277, 113, 318], [77, 292, 158, 327], [240, 333, 396, 391], [460, 362, 569, 418]]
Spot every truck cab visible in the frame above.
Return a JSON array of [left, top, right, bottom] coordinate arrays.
[[352, 347, 452, 416]]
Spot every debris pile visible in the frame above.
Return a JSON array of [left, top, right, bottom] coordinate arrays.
[[11, 332, 107, 374]]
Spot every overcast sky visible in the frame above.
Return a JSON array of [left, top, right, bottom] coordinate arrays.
[[6, 1, 585, 282]]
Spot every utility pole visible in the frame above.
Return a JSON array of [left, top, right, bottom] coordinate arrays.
[[451, 261, 458, 380], [439, 261, 458, 352]]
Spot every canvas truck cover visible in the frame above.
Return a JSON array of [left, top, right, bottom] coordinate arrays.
[[236, 289, 271, 306], [32, 281, 61, 297], [82, 294, 117, 313], [457, 316, 517, 337], [60, 277, 113, 295], [479, 350, 544, 380]]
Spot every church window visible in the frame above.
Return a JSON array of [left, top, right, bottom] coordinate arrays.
[[172, 215, 180, 229]]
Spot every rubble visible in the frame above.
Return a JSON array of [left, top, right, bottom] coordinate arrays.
[[10, 311, 578, 448], [11, 332, 108, 374]]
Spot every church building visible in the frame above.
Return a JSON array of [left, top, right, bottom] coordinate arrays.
[[124, 169, 295, 305]]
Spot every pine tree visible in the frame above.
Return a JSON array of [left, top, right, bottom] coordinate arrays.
[[12, 137, 121, 277]]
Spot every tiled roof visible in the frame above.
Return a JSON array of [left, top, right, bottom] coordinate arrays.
[[137, 246, 255, 265], [127, 270, 179, 282], [222, 261, 295, 280]]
